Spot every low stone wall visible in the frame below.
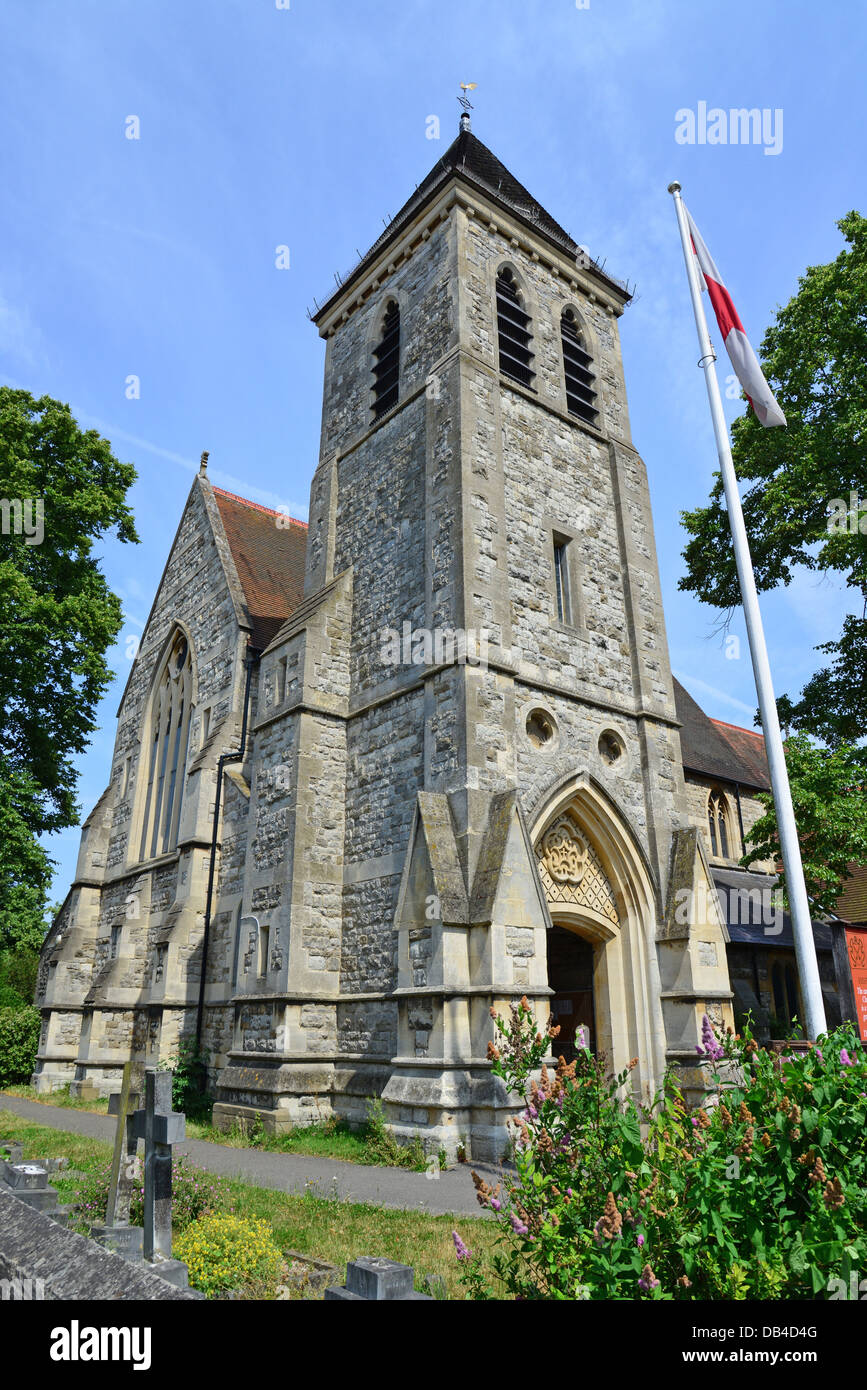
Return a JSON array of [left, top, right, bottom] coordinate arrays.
[[0, 1188, 200, 1300]]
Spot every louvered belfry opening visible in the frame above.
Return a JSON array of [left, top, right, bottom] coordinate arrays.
[[561, 308, 599, 425], [496, 268, 534, 387], [372, 300, 400, 417]]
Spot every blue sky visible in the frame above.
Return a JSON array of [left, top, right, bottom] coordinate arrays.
[[2, 0, 864, 901]]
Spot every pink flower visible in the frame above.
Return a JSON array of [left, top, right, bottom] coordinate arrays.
[[636, 1233, 645, 1247], [452, 1231, 471, 1262]]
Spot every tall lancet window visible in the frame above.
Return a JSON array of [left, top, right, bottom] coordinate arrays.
[[561, 308, 599, 425], [372, 300, 400, 418], [707, 789, 731, 859], [496, 267, 534, 387], [139, 631, 193, 860]]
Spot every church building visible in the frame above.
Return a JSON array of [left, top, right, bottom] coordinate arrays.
[[33, 117, 842, 1158]]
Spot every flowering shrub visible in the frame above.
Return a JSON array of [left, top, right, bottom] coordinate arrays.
[[174, 1212, 287, 1299], [454, 999, 867, 1300], [71, 1156, 231, 1234]]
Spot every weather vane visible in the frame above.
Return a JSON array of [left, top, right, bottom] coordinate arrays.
[[457, 82, 477, 114]]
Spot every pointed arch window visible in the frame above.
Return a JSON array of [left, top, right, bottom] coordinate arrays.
[[372, 300, 400, 418], [707, 789, 731, 859], [561, 308, 599, 425], [139, 631, 193, 860], [496, 267, 534, 387]]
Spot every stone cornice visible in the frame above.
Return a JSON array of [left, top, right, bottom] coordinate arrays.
[[314, 180, 628, 338]]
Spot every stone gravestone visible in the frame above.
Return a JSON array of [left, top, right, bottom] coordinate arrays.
[[132, 1069, 188, 1287], [91, 1060, 144, 1261], [324, 1255, 432, 1301]]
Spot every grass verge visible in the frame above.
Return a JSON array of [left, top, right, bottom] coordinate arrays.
[[0, 1110, 496, 1299]]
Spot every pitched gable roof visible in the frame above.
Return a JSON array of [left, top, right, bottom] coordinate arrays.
[[673, 678, 770, 791], [212, 487, 307, 651]]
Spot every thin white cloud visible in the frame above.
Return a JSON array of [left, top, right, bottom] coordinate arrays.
[[79, 415, 309, 519], [673, 668, 756, 719]]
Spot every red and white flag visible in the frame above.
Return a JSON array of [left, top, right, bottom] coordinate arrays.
[[685, 208, 786, 428]]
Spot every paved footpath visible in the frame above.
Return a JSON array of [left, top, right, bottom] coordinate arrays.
[[1, 1096, 496, 1217]]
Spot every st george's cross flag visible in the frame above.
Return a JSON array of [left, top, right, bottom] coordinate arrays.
[[685, 208, 786, 428]]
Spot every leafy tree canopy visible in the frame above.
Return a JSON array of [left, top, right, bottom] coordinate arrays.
[[743, 736, 867, 914], [680, 211, 867, 748], [0, 767, 54, 954], [0, 387, 138, 835]]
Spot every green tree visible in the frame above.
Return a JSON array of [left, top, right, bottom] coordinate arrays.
[[0, 387, 138, 937], [0, 768, 53, 954], [680, 211, 867, 747], [743, 736, 867, 913]]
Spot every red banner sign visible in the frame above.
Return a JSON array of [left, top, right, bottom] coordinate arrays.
[[845, 928, 867, 1042]]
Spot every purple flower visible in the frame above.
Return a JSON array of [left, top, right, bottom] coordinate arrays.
[[510, 1214, 529, 1237], [638, 1267, 660, 1293], [636, 1233, 645, 1247], [840, 1049, 855, 1067], [452, 1230, 471, 1263], [490, 1198, 501, 1212], [697, 1014, 725, 1062]]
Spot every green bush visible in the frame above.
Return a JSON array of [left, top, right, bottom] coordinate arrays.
[[454, 1000, 867, 1301], [363, 1097, 427, 1170], [0, 1005, 41, 1089], [174, 1212, 286, 1299]]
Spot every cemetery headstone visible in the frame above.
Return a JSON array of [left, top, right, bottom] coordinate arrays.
[[324, 1255, 432, 1301], [0, 1159, 71, 1224], [132, 1069, 188, 1287], [90, 1060, 144, 1262]]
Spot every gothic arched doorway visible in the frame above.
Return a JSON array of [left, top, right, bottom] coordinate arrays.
[[529, 776, 669, 1098], [547, 925, 595, 1062]]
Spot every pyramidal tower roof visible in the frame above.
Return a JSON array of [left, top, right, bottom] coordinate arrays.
[[369, 123, 578, 258], [313, 118, 628, 322]]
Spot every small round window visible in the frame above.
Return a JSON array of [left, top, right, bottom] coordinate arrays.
[[598, 730, 624, 766], [526, 708, 557, 749]]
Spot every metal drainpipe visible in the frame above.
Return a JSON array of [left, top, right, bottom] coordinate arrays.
[[195, 647, 258, 1050]]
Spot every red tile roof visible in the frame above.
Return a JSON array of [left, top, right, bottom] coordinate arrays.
[[710, 717, 771, 791], [673, 679, 771, 791], [212, 487, 307, 651]]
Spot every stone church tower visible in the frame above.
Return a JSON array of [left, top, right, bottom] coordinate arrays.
[[34, 118, 735, 1159]]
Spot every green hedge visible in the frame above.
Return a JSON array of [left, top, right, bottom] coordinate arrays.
[[0, 1006, 41, 1089]]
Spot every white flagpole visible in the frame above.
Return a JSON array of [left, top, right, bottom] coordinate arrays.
[[668, 180, 827, 1040]]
